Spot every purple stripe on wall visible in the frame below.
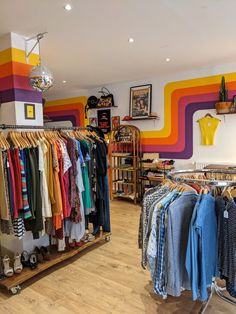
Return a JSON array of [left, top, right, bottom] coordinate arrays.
[[0, 88, 42, 103], [159, 101, 215, 159]]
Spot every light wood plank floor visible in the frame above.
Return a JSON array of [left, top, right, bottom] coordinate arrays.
[[0, 200, 235, 313]]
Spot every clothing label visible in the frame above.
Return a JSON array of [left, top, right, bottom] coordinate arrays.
[[224, 210, 229, 219]]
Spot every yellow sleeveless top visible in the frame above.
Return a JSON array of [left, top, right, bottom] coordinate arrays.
[[198, 116, 220, 145]]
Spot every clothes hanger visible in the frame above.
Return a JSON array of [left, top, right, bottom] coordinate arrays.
[[197, 113, 221, 123], [21, 132, 32, 148], [230, 187, 236, 198], [0, 132, 6, 149], [204, 113, 214, 118], [222, 187, 233, 201], [16, 132, 28, 148], [7, 131, 19, 148]]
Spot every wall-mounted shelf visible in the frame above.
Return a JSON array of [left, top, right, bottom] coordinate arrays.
[[112, 167, 134, 171], [122, 116, 159, 121], [89, 106, 118, 110], [216, 111, 236, 115], [112, 181, 134, 185]]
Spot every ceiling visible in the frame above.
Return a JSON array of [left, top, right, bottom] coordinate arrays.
[[1, 0, 236, 99]]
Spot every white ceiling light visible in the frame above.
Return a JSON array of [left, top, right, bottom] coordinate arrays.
[[166, 57, 171, 62], [62, 80, 67, 83], [128, 38, 135, 43], [64, 4, 72, 11]]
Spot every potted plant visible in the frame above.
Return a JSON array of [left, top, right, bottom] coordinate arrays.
[[215, 76, 232, 113]]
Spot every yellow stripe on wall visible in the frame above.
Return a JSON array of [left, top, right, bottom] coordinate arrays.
[[45, 96, 88, 107], [0, 48, 39, 66]]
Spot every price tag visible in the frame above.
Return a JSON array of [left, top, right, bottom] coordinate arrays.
[[224, 210, 229, 219]]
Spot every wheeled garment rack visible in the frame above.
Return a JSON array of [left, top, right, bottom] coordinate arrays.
[[0, 124, 111, 294], [168, 169, 236, 313]]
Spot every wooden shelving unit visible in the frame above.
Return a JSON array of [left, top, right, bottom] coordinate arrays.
[[108, 125, 141, 204], [0, 232, 111, 295], [139, 155, 174, 198]]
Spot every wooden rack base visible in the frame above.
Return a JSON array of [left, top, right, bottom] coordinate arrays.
[[0, 232, 111, 295]]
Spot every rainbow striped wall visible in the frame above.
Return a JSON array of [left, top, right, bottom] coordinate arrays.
[[141, 72, 236, 159], [44, 97, 88, 127], [44, 72, 236, 160], [0, 33, 42, 104]]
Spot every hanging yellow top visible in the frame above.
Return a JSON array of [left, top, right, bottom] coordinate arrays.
[[197, 115, 221, 145]]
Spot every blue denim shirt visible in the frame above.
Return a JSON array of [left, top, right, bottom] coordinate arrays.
[[186, 194, 217, 301], [166, 191, 198, 297]]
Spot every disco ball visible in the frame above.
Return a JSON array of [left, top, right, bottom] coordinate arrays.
[[29, 65, 53, 92]]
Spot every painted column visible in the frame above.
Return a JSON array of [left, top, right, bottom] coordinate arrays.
[[0, 33, 47, 257], [0, 32, 43, 125]]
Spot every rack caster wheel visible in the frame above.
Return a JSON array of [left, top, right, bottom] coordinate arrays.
[[105, 235, 111, 242], [10, 285, 21, 295]]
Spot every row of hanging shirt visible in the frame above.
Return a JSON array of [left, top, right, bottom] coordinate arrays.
[[0, 128, 110, 248], [138, 176, 236, 301]]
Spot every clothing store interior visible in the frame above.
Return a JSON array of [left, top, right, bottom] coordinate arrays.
[[0, 1, 236, 313]]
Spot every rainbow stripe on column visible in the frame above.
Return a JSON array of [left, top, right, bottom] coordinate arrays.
[[0, 32, 42, 104]]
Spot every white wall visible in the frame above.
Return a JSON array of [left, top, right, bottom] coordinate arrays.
[[88, 64, 236, 169]]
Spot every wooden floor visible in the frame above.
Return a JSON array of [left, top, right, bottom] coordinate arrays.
[[0, 200, 235, 313]]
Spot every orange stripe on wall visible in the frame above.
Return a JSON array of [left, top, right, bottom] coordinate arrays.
[[0, 62, 32, 79]]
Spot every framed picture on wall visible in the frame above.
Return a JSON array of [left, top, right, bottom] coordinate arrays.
[[129, 84, 152, 119], [97, 109, 111, 134], [111, 116, 120, 130], [89, 117, 97, 127], [24, 103, 35, 120]]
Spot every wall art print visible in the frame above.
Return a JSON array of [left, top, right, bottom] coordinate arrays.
[[111, 116, 120, 130], [129, 84, 152, 119], [97, 108, 111, 134]]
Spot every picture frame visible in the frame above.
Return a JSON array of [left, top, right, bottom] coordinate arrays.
[[24, 103, 35, 120], [129, 84, 152, 119], [89, 117, 97, 127], [97, 109, 111, 134], [111, 116, 120, 130]]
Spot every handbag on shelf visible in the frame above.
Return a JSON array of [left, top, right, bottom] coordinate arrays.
[[97, 87, 114, 108]]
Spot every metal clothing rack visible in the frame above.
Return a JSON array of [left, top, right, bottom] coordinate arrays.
[[168, 168, 236, 187], [0, 122, 111, 294], [0, 123, 89, 131], [168, 169, 236, 313]]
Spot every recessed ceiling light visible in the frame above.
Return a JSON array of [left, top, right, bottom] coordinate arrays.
[[62, 80, 67, 83], [128, 38, 135, 43], [166, 58, 171, 62], [64, 4, 72, 11]]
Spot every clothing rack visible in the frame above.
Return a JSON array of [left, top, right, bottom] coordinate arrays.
[[0, 123, 89, 131], [168, 169, 236, 313], [0, 124, 111, 294], [168, 169, 236, 187]]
